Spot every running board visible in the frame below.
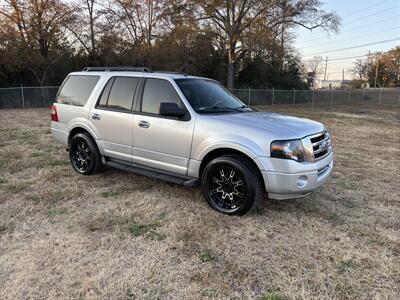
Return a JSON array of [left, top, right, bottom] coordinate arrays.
[[103, 158, 199, 187]]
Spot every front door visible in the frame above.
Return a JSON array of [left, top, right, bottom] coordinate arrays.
[[132, 78, 194, 175], [89, 76, 140, 162]]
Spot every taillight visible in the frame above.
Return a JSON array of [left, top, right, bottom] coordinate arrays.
[[50, 105, 58, 122]]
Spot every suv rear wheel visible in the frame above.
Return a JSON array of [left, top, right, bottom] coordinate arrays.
[[201, 155, 263, 215], [69, 132, 102, 175]]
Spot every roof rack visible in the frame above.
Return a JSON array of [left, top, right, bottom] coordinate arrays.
[[82, 66, 153, 72], [154, 71, 188, 76]]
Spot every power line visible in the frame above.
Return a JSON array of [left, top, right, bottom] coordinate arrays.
[[322, 68, 353, 71], [340, 1, 385, 18], [298, 15, 399, 44], [304, 51, 380, 61], [303, 38, 399, 56], [328, 54, 369, 61], [325, 71, 345, 75], [298, 27, 399, 50], [304, 54, 366, 61], [344, 6, 399, 26], [303, 52, 385, 61]]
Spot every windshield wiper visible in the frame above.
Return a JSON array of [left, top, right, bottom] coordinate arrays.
[[235, 105, 257, 112], [197, 106, 236, 113], [197, 105, 251, 113], [235, 105, 252, 111]]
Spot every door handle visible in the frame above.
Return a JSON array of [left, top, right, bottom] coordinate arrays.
[[92, 113, 101, 120], [138, 120, 150, 128]]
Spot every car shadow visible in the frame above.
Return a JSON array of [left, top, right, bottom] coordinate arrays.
[[254, 191, 337, 219]]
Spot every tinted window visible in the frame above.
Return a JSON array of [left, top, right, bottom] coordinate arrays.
[[97, 78, 114, 107], [141, 79, 182, 114], [106, 77, 139, 111], [175, 79, 246, 113], [57, 75, 99, 106]]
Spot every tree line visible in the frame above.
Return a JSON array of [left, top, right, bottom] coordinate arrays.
[[0, 0, 340, 88], [352, 47, 400, 88]]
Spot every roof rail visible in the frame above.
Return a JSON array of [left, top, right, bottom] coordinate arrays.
[[154, 71, 188, 76], [82, 66, 153, 72]]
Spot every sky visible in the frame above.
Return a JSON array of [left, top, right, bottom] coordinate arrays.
[[294, 0, 400, 81]]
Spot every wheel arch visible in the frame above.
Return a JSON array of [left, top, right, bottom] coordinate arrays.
[[68, 125, 102, 153], [198, 147, 266, 192]]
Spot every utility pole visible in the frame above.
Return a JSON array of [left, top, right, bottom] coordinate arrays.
[[342, 69, 345, 81], [395, 52, 400, 87], [366, 50, 370, 85], [324, 57, 328, 81], [374, 55, 379, 88]]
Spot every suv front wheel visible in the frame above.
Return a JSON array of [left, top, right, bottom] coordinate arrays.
[[201, 155, 264, 215], [69, 132, 102, 175]]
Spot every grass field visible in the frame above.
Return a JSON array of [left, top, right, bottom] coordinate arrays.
[[0, 104, 399, 299]]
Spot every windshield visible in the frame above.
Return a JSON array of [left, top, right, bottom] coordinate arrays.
[[175, 78, 252, 114]]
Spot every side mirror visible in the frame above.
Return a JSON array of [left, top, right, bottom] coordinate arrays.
[[159, 102, 186, 118]]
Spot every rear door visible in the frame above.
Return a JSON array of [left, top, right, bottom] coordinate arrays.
[[131, 78, 194, 175], [52, 74, 100, 144], [89, 76, 140, 162], [54, 74, 100, 125]]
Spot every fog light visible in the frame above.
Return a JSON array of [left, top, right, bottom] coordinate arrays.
[[297, 175, 308, 188]]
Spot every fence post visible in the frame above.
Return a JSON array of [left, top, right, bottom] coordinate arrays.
[[330, 88, 333, 105], [272, 88, 275, 106], [271, 88, 275, 105], [362, 88, 365, 104], [41, 86, 46, 107], [312, 89, 315, 106], [379, 87, 383, 104], [348, 88, 351, 102], [20, 84, 25, 109], [248, 87, 251, 106], [293, 89, 296, 105]]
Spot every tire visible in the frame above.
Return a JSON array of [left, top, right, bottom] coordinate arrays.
[[69, 132, 102, 175], [201, 155, 264, 215]]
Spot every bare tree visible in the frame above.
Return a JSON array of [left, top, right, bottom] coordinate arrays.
[[64, 0, 105, 62], [191, 0, 340, 88], [102, 0, 166, 49], [0, 0, 78, 85], [307, 56, 323, 74], [305, 55, 323, 87], [86, 0, 97, 56], [352, 58, 368, 80]]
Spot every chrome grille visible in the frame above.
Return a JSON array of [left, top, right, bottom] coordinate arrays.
[[310, 131, 331, 160]]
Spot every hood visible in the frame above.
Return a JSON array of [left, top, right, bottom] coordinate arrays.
[[210, 112, 325, 139]]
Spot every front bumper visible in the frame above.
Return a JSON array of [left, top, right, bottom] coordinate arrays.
[[256, 152, 333, 200]]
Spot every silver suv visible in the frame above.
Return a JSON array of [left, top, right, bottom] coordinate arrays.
[[51, 67, 333, 215]]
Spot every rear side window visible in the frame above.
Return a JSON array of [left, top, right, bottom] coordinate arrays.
[[57, 75, 99, 106], [141, 78, 182, 115], [97, 76, 139, 112], [97, 78, 114, 108]]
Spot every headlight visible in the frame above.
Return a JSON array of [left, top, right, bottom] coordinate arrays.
[[270, 139, 313, 162]]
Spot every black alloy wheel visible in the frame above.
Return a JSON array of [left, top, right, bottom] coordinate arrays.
[[207, 165, 247, 212], [69, 132, 101, 175], [202, 155, 263, 215]]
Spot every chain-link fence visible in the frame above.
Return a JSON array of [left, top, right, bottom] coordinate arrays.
[[0, 86, 59, 109], [0, 86, 399, 109], [231, 88, 400, 106]]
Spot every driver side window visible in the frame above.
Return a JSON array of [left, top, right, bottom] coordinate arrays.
[[141, 79, 183, 115]]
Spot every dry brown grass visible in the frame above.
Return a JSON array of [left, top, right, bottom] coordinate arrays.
[[0, 104, 399, 299]]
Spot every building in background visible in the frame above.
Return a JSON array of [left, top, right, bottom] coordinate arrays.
[[319, 80, 353, 89]]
